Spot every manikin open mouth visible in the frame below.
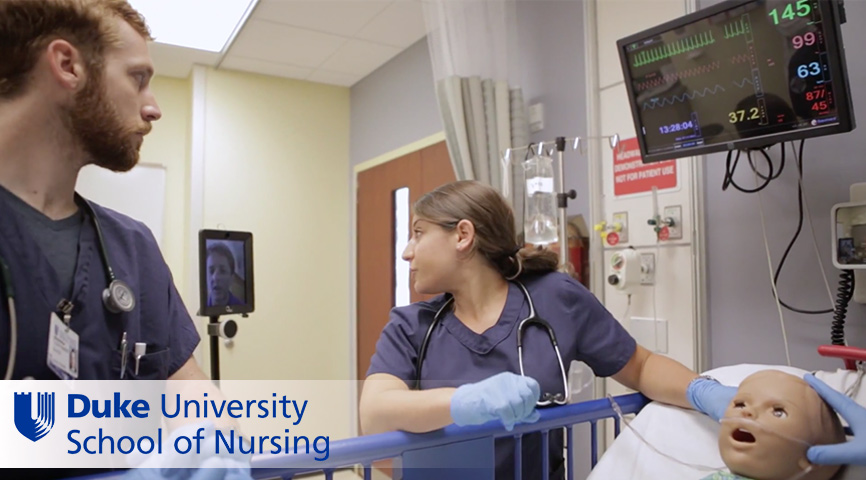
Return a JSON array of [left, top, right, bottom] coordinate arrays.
[[732, 428, 756, 443]]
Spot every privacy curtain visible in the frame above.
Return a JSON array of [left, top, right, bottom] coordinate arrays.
[[422, 0, 530, 232]]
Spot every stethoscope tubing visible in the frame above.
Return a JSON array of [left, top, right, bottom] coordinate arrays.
[[415, 280, 570, 406]]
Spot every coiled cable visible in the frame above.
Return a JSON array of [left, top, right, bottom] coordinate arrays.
[[831, 270, 855, 346]]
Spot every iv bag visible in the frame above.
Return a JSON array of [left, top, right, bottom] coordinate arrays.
[[523, 154, 558, 245], [568, 360, 595, 400]]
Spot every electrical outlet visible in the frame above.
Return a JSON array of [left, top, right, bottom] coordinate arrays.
[[640, 253, 655, 285], [612, 211, 628, 243], [663, 205, 683, 240]]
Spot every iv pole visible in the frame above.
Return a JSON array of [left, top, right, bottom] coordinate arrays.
[[555, 137, 577, 271], [505, 134, 621, 272]]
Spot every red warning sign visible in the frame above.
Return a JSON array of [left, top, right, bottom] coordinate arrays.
[[606, 232, 620, 246], [613, 138, 678, 196]]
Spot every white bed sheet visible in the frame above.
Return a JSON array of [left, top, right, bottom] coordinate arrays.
[[587, 364, 866, 480]]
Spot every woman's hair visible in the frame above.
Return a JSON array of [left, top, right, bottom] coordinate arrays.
[[413, 180, 559, 279], [0, 0, 151, 100]]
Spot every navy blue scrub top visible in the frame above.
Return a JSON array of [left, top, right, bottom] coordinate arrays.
[[0, 195, 200, 380], [367, 271, 637, 480]]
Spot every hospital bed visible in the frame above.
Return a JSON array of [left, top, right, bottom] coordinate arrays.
[[250, 361, 864, 480], [73, 358, 863, 480], [250, 392, 648, 480]]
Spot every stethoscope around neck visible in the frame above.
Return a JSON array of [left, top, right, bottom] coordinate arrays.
[[0, 195, 136, 379], [414, 281, 570, 407]]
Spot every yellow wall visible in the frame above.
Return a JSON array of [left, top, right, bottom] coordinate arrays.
[[138, 76, 192, 300], [135, 69, 352, 442], [201, 68, 351, 381]]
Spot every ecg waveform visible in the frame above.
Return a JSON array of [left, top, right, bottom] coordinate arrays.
[[632, 31, 716, 68], [723, 15, 752, 40], [642, 85, 726, 110], [730, 53, 750, 64], [641, 77, 759, 111], [635, 61, 722, 92], [732, 77, 754, 89]]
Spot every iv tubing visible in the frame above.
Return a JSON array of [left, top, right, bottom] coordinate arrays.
[[607, 395, 817, 480]]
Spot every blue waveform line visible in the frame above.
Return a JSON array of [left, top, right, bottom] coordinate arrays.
[[642, 84, 726, 110]]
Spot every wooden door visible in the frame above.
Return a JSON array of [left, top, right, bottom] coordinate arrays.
[[356, 141, 455, 383]]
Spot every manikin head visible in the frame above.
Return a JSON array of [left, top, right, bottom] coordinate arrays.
[[718, 370, 845, 480]]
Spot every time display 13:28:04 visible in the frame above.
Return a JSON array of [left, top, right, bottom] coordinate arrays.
[[659, 120, 695, 134]]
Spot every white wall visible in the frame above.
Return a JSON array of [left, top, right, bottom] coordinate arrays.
[[134, 67, 353, 443]]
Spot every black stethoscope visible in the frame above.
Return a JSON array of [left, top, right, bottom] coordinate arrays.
[[0, 195, 136, 379], [414, 281, 570, 406]]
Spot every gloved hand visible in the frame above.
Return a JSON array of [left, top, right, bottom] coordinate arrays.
[[123, 422, 252, 480], [804, 373, 866, 466], [450, 372, 541, 431], [686, 376, 737, 422]]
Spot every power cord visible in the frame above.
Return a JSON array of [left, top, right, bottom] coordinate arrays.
[[722, 143, 785, 193], [754, 165, 792, 366], [722, 139, 856, 348], [770, 140, 834, 314]]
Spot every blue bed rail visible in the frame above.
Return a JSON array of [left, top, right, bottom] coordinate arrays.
[[250, 392, 649, 480]]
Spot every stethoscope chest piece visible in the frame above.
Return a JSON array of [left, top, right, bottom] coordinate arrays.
[[103, 279, 135, 313]]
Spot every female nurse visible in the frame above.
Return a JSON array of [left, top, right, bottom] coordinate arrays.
[[359, 180, 733, 479]]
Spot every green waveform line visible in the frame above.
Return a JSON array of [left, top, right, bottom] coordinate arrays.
[[633, 30, 716, 68], [723, 16, 752, 39]]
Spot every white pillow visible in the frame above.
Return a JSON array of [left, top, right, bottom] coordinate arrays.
[[587, 364, 865, 480]]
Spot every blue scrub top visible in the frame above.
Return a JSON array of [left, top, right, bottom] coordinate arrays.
[[0, 196, 200, 380], [367, 271, 637, 479]]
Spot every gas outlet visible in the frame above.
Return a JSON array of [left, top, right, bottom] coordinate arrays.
[[663, 205, 683, 240], [612, 212, 628, 244], [640, 253, 655, 285]]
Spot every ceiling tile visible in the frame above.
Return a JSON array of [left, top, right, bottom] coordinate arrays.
[[253, 0, 392, 37], [220, 55, 314, 81], [227, 19, 347, 67], [149, 42, 221, 79], [307, 69, 363, 87], [319, 39, 402, 75], [355, 0, 427, 48]]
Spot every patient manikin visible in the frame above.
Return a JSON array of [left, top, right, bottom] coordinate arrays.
[[705, 370, 846, 480]]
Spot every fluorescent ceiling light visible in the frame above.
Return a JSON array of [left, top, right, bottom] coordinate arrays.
[[129, 0, 258, 53]]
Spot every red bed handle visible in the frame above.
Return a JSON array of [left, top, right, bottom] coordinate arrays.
[[818, 345, 866, 370]]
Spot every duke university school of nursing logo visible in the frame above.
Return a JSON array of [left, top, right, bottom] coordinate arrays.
[[14, 392, 56, 442]]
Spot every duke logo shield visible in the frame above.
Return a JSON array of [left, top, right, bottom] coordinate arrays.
[[14, 392, 55, 442]]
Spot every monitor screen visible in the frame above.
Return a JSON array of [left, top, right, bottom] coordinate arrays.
[[199, 230, 254, 317], [617, 0, 854, 163]]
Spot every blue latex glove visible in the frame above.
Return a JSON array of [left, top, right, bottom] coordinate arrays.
[[450, 372, 541, 431], [123, 422, 252, 480], [804, 373, 866, 466], [686, 376, 737, 422]]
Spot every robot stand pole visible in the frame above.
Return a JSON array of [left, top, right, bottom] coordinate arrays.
[[209, 315, 220, 381]]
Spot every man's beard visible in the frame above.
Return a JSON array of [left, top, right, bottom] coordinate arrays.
[[65, 74, 148, 172]]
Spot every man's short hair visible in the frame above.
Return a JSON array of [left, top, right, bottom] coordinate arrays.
[[207, 243, 236, 272], [0, 0, 151, 99]]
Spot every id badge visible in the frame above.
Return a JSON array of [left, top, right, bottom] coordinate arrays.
[[47, 313, 79, 380]]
